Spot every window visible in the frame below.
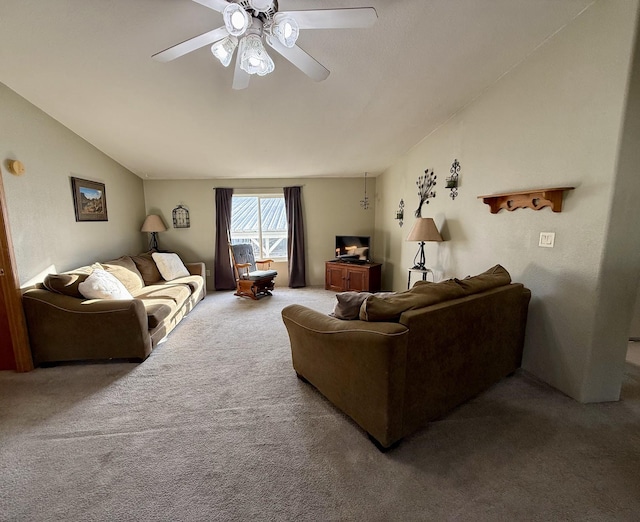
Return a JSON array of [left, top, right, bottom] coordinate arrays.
[[230, 195, 288, 260]]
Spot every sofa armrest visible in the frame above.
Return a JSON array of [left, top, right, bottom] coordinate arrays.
[[281, 304, 409, 447], [22, 289, 152, 365], [184, 262, 207, 297], [282, 304, 406, 335], [185, 262, 206, 278]]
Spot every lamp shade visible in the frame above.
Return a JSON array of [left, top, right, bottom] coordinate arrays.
[[406, 218, 443, 242], [141, 215, 167, 233]]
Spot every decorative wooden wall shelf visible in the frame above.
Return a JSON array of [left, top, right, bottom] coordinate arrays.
[[478, 187, 574, 214]]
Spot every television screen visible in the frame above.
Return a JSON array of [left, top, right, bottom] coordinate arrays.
[[335, 236, 370, 262]]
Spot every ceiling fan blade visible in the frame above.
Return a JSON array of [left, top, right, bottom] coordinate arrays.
[[232, 52, 250, 90], [279, 7, 378, 30], [266, 37, 329, 82], [191, 0, 229, 13], [152, 26, 229, 62]]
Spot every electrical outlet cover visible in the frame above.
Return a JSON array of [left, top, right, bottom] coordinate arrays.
[[539, 232, 555, 248]]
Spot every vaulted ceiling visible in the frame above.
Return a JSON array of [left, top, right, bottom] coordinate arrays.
[[0, 0, 594, 179]]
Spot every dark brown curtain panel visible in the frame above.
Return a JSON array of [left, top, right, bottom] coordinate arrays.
[[284, 186, 306, 288], [214, 188, 236, 290]]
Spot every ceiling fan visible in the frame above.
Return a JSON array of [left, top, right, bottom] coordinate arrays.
[[152, 0, 377, 90]]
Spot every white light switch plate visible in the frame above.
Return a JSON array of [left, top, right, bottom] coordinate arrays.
[[539, 232, 555, 248]]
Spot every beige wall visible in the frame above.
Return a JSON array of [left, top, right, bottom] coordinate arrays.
[[374, 0, 640, 402], [630, 290, 640, 339], [586, 6, 640, 401], [0, 83, 146, 285], [142, 177, 376, 289]]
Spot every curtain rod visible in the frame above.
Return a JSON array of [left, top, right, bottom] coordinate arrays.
[[218, 185, 305, 190]]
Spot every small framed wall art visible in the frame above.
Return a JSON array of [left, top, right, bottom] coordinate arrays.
[[71, 177, 108, 222], [172, 205, 190, 228]]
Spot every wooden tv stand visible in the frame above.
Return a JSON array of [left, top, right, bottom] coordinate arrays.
[[325, 261, 382, 293]]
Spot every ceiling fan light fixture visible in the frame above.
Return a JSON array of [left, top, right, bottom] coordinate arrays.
[[248, 0, 275, 12], [272, 14, 299, 48], [211, 35, 238, 67], [239, 34, 275, 76], [223, 3, 251, 36]]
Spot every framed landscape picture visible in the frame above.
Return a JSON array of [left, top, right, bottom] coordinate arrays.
[[71, 177, 108, 222]]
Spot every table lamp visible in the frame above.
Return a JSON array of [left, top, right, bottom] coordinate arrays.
[[141, 215, 167, 251], [406, 218, 443, 270]]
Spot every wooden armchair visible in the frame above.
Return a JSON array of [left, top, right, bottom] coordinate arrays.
[[229, 243, 278, 300]]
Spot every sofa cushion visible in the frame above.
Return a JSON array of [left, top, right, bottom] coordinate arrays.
[[152, 252, 190, 281], [159, 275, 204, 296], [102, 256, 145, 293], [143, 302, 174, 329], [136, 278, 201, 329], [454, 264, 511, 295], [78, 269, 133, 300], [331, 291, 396, 320], [43, 271, 91, 298], [133, 282, 192, 307], [131, 252, 163, 286], [359, 279, 465, 322]]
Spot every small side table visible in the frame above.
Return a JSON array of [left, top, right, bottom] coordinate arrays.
[[407, 268, 434, 289]]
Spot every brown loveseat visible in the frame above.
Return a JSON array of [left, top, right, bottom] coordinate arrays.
[[22, 252, 206, 366], [281, 265, 531, 449]]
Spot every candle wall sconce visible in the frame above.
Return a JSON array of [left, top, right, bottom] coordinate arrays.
[[395, 199, 405, 227], [446, 159, 460, 200]]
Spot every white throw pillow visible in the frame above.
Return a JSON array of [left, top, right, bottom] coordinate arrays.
[[152, 252, 190, 281], [78, 269, 133, 300]]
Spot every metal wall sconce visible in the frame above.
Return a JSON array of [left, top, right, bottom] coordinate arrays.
[[360, 172, 370, 210], [446, 159, 460, 200], [415, 169, 437, 217], [395, 199, 405, 227]]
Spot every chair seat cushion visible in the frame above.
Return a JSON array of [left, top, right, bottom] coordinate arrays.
[[244, 270, 278, 281]]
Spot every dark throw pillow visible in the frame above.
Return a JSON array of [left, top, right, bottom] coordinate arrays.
[[331, 292, 372, 320], [43, 272, 90, 298], [102, 256, 145, 293], [131, 252, 163, 286]]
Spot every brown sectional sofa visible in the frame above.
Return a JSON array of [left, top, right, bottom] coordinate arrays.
[[281, 265, 531, 450], [22, 252, 206, 366]]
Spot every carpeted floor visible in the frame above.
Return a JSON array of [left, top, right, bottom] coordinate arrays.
[[1, 287, 639, 521]]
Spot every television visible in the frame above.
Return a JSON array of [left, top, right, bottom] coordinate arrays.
[[335, 235, 371, 262]]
